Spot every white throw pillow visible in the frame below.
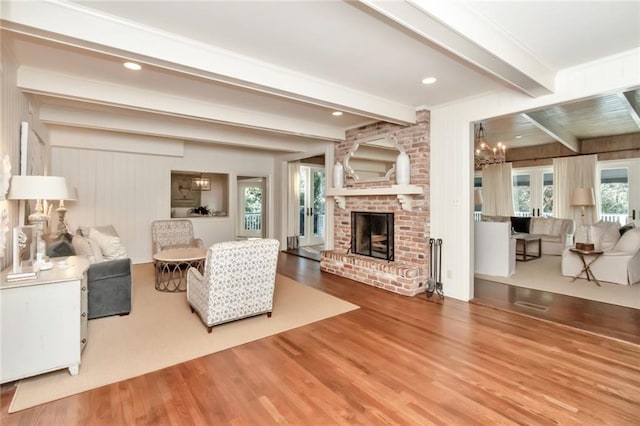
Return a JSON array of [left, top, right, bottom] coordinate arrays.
[[72, 235, 97, 263], [90, 228, 128, 260], [88, 238, 104, 262], [613, 228, 640, 253], [589, 221, 620, 252]]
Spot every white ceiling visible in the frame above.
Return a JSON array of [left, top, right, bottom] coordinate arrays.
[[1, 0, 639, 153]]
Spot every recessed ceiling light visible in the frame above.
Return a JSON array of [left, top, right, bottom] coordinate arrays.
[[124, 62, 142, 71], [421, 77, 437, 85], [332, 111, 343, 116], [515, 135, 522, 139]]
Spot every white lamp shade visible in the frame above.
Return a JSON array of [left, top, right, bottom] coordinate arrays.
[[7, 176, 72, 201], [570, 187, 595, 206]]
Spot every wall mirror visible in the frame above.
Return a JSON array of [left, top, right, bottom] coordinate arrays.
[[343, 136, 402, 182]]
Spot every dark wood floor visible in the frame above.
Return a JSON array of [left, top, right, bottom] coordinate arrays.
[[473, 278, 640, 345], [2, 253, 640, 425], [282, 244, 323, 262]]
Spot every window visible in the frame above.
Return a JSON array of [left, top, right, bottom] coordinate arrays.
[[510, 167, 553, 217], [600, 168, 628, 225], [473, 175, 482, 221], [512, 174, 531, 217], [542, 172, 553, 216]]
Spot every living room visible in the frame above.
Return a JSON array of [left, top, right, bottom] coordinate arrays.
[[1, 1, 640, 423], [472, 113, 640, 309]]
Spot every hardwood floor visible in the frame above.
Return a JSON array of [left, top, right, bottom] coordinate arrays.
[[2, 253, 639, 425], [473, 278, 640, 345], [282, 244, 323, 262]]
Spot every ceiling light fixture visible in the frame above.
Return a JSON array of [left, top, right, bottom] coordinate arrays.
[[474, 123, 506, 168], [332, 111, 343, 116], [191, 173, 210, 191], [124, 62, 142, 71], [421, 77, 437, 85]]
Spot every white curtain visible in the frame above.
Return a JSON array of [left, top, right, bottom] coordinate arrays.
[[553, 154, 598, 225], [481, 163, 514, 216], [287, 161, 300, 237]]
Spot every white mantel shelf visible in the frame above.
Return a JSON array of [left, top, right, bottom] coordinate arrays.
[[326, 184, 423, 211]]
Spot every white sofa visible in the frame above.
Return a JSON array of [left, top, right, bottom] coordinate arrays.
[[481, 215, 574, 255], [474, 221, 515, 277], [562, 225, 640, 285], [529, 217, 574, 255], [186, 238, 280, 333]]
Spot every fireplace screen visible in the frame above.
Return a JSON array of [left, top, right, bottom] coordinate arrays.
[[351, 211, 394, 261]]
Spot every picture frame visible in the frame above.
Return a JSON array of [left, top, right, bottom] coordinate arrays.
[[12, 225, 36, 274], [171, 173, 201, 208]]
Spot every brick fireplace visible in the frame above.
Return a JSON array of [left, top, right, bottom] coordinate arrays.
[[320, 110, 430, 296]]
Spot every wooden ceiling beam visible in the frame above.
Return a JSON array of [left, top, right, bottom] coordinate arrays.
[[619, 91, 640, 129], [521, 111, 580, 153]]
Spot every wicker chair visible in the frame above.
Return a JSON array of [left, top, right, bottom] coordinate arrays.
[[186, 239, 280, 333], [151, 219, 203, 255]]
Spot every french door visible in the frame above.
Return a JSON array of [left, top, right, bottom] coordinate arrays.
[[237, 177, 265, 238], [298, 165, 325, 246], [598, 159, 640, 226], [512, 167, 553, 217]]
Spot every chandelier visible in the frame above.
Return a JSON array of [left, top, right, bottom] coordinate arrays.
[[191, 174, 211, 191], [474, 123, 506, 168]]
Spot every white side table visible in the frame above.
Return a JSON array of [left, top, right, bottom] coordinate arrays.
[[1, 256, 90, 383]]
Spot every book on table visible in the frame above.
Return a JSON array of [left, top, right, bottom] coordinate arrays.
[[6, 269, 38, 282]]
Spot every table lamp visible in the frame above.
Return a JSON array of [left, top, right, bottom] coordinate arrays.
[[8, 175, 72, 268], [56, 186, 79, 234], [570, 187, 595, 218]]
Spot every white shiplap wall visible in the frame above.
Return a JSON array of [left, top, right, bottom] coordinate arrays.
[[430, 48, 640, 302], [51, 134, 278, 264], [1, 44, 36, 270]]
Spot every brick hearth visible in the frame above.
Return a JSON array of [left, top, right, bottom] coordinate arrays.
[[320, 110, 430, 296]]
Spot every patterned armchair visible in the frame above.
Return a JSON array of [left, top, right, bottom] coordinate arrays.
[[151, 219, 203, 255], [186, 238, 280, 333]]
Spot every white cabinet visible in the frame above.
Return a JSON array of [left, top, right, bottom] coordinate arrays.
[[1, 256, 90, 384]]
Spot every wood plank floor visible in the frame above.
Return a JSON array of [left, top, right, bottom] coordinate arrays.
[[473, 278, 640, 346], [2, 253, 639, 425]]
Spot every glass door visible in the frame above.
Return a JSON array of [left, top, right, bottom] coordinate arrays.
[[512, 167, 553, 217], [237, 177, 265, 238], [298, 165, 325, 246], [598, 159, 639, 225]]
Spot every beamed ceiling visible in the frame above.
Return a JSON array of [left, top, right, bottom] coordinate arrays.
[[1, 0, 639, 155]]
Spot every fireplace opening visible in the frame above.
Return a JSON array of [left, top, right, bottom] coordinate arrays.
[[351, 211, 394, 261]]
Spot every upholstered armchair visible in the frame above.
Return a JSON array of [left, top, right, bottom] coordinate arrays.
[[151, 219, 203, 255], [186, 238, 280, 333]]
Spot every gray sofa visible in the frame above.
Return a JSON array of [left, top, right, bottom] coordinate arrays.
[[48, 227, 132, 319], [86, 258, 131, 319]]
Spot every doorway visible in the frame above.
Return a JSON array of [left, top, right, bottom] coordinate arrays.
[[237, 176, 265, 238], [298, 165, 326, 247]]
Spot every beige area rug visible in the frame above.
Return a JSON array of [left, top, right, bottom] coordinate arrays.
[[475, 255, 640, 309], [10, 264, 359, 413]]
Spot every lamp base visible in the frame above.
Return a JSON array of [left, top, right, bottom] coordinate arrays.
[[28, 210, 48, 270]]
